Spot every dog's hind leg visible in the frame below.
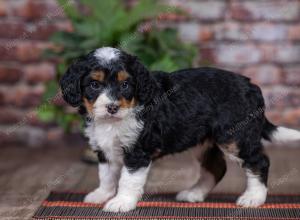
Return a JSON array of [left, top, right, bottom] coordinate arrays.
[[176, 144, 227, 202], [219, 139, 269, 207], [236, 142, 269, 207]]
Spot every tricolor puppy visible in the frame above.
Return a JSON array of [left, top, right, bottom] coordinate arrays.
[[60, 47, 300, 212]]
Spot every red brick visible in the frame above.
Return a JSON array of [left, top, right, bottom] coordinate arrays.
[[289, 90, 300, 107], [273, 44, 300, 64], [0, 107, 24, 124], [0, 20, 72, 40], [3, 85, 45, 108], [185, 1, 226, 20], [251, 23, 287, 41], [243, 65, 282, 85], [284, 66, 300, 86], [12, 0, 65, 21], [199, 47, 215, 64], [263, 87, 300, 110], [215, 22, 249, 41], [16, 41, 54, 62], [215, 23, 287, 42], [198, 27, 214, 42], [0, 40, 54, 62], [0, 40, 19, 61], [0, 89, 4, 105], [283, 108, 300, 127], [260, 44, 300, 64], [166, 0, 226, 20], [215, 44, 262, 65], [230, 1, 300, 21], [260, 44, 276, 62], [31, 21, 73, 40], [24, 62, 56, 84], [265, 111, 282, 125], [288, 25, 300, 40], [0, 1, 7, 16], [0, 64, 22, 84], [0, 20, 27, 39]]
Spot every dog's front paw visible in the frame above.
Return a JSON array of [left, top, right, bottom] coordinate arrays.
[[176, 190, 205, 202], [84, 188, 115, 204], [103, 195, 137, 212], [236, 190, 267, 207]]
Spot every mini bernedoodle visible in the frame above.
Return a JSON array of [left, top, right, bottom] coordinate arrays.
[[60, 47, 300, 212]]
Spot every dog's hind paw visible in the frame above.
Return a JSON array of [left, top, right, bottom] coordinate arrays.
[[236, 190, 267, 207], [84, 188, 115, 204], [176, 190, 205, 202]]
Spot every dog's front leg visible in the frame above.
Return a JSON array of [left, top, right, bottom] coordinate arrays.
[[84, 155, 122, 204], [103, 149, 151, 212]]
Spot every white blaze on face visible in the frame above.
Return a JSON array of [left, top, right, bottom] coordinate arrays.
[[94, 47, 120, 64], [93, 91, 114, 118]]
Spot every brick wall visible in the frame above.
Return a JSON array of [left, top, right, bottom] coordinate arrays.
[[168, 0, 300, 127], [0, 0, 72, 146], [0, 0, 299, 147]]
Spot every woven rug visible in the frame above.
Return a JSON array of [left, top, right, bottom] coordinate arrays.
[[33, 191, 300, 219]]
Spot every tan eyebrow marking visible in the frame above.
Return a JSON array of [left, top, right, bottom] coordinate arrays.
[[117, 71, 129, 82], [91, 71, 105, 82], [119, 97, 137, 109]]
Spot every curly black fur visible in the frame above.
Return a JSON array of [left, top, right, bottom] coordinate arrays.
[[60, 48, 276, 187]]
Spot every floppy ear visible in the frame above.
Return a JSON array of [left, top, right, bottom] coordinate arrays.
[[127, 55, 158, 104], [59, 58, 89, 107]]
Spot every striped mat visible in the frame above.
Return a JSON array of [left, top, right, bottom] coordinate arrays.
[[33, 191, 300, 219]]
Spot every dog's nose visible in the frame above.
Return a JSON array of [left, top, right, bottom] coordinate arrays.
[[106, 104, 119, 114]]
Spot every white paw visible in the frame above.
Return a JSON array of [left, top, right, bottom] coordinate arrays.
[[236, 190, 267, 207], [103, 195, 137, 212], [176, 190, 205, 202], [84, 188, 115, 204]]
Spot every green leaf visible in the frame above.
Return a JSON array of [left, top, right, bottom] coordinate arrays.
[[42, 81, 59, 103], [37, 104, 56, 122], [150, 56, 178, 72], [41, 0, 199, 133], [81, 0, 124, 22], [57, 0, 81, 21], [123, 0, 175, 31]]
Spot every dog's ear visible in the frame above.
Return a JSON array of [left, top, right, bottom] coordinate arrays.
[[59, 58, 89, 107], [126, 55, 157, 104]]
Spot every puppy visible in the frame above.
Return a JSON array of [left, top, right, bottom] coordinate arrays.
[[60, 47, 300, 212]]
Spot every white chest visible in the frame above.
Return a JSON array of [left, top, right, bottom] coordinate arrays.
[[84, 117, 144, 162]]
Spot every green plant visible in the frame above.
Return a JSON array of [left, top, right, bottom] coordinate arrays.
[[38, 0, 198, 132]]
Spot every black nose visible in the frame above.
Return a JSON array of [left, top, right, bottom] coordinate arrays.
[[106, 104, 119, 114]]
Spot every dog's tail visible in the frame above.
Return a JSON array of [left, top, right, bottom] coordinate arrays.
[[262, 119, 300, 144]]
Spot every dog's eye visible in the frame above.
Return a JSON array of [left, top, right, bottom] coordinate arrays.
[[90, 81, 101, 90], [121, 81, 129, 90]]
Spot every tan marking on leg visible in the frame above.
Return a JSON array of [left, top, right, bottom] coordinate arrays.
[[117, 71, 129, 82], [219, 142, 239, 156], [91, 71, 105, 82], [218, 141, 243, 164]]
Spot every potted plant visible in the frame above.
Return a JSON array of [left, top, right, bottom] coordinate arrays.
[[38, 0, 198, 162]]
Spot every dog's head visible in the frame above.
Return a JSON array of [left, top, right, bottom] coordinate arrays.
[[60, 47, 157, 121]]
